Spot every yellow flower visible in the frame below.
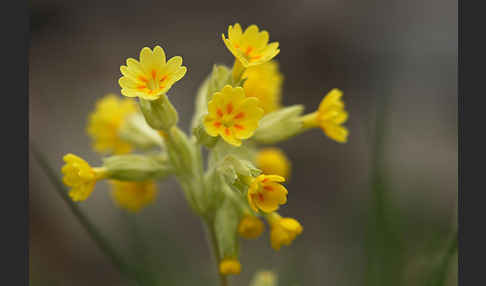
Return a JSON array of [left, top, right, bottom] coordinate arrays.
[[267, 213, 303, 251], [255, 148, 291, 179], [61, 154, 106, 202], [238, 215, 264, 239], [219, 258, 241, 275], [119, 46, 187, 100], [301, 88, 349, 143], [203, 85, 264, 147], [86, 94, 137, 154], [242, 61, 283, 114], [247, 175, 287, 213], [109, 180, 157, 212], [222, 23, 280, 68]]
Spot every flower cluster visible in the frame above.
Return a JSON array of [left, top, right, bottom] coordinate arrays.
[[60, 22, 349, 280]]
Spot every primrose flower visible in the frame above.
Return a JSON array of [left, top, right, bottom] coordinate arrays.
[[267, 213, 303, 251], [247, 175, 288, 213], [86, 94, 137, 155], [242, 61, 283, 114], [119, 46, 187, 100], [301, 89, 349, 143], [238, 215, 264, 239], [222, 23, 280, 68], [61, 154, 107, 202], [203, 85, 264, 146], [255, 148, 291, 179], [219, 258, 242, 275], [109, 180, 157, 212]]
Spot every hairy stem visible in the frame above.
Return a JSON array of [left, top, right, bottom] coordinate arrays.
[[205, 220, 229, 286]]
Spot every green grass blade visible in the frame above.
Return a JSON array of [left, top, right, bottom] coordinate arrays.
[[426, 231, 457, 286], [30, 144, 141, 286]]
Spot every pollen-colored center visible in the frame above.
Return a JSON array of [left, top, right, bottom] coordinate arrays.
[[137, 70, 168, 94], [235, 44, 262, 62], [213, 104, 246, 130]]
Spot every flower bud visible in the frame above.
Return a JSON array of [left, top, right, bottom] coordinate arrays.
[[103, 154, 172, 181], [119, 113, 163, 150], [193, 123, 218, 148], [214, 199, 240, 266], [164, 126, 195, 175], [139, 94, 178, 131], [191, 77, 210, 130], [207, 65, 232, 99], [218, 155, 261, 193], [252, 105, 304, 144]]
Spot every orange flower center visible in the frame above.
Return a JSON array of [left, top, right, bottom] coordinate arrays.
[[212, 103, 246, 130], [234, 44, 262, 62], [137, 70, 168, 94]]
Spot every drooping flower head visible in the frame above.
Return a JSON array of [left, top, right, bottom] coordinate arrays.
[[222, 23, 280, 68], [238, 215, 264, 239], [242, 61, 283, 114], [86, 94, 137, 155], [109, 180, 157, 212], [119, 46, 187, 100], [61, 154, 106, 202], [203, 85, 264, 147], [219, 258, 241, 275], [247, 175, 288, 213], [255, 147, 291, 179], [301, 88, 349, 143], [267, 213, 303, 251]]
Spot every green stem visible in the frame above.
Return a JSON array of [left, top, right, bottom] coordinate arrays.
[[427, 231, 458, 286], [122, 212, 158, 286], [31, 145, 140, 285], [365, 84, 404, 286], [204, 220, 229, 286]]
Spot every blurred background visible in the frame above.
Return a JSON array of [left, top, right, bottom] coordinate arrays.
[[29, 0, 457, 285]]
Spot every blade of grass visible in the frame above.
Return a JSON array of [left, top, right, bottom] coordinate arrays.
[[120, 211, 160, 286], [365, 77, 405, 286], [426, 230, 457, 286], [30, 144, 141, 286]]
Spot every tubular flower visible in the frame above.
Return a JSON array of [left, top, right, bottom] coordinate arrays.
[[109, 180, 157, 212], [203, 85, 264, 146], [238, 215, 265, 239], [222, 23, 280, 68], [301, 89, 349, 143], [247, 175, 288, 213], [242, 61, 283, 114], [86, 94, 137, 154], [219, 258, 242, 275], [267, 213, 303, 251], [61, 154, 107, 202], [119, 46, 187, 100], [255, 148, 291, 179]]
